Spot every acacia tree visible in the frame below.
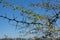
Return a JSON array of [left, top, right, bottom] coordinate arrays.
[[0, 0, 60, 38]]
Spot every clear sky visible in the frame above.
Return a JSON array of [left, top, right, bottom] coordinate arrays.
[[0, 0, 43, 38], [0, 0, 60, 38]]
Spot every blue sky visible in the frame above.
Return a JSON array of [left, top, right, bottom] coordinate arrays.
[[0, 0, 60, 38], [0, 0, 19, 38], [0, 0, 43, 38]]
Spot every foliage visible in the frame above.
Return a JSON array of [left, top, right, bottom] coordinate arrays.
[[0, 0, 60, 38]]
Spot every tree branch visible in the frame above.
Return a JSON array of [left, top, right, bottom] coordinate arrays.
[[0, 15, 43, 25]]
